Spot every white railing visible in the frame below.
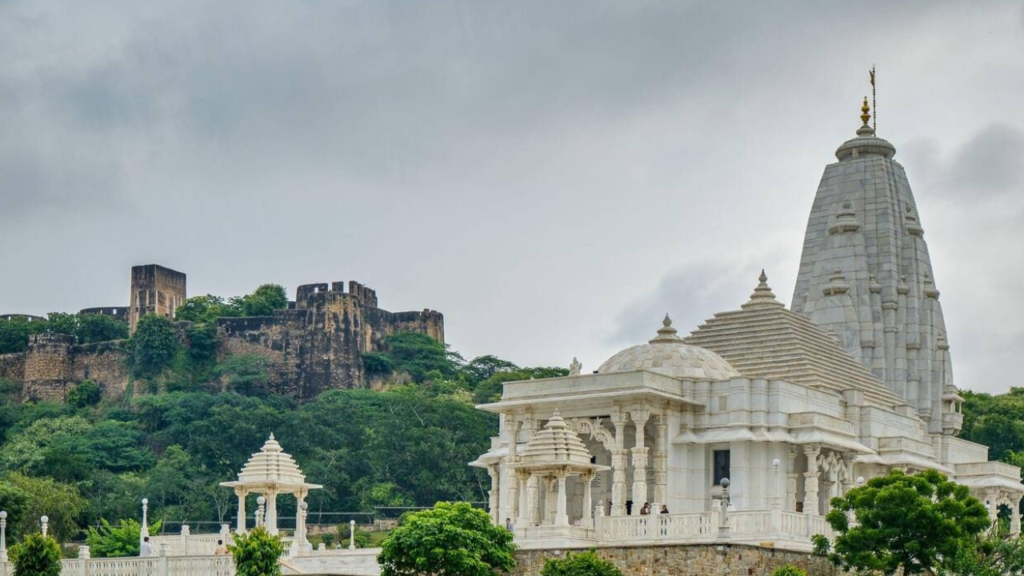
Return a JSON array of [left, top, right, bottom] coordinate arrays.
[[57, 555, 233, 576], [599, 512, 715, 542], [593, 509, 834, 548]]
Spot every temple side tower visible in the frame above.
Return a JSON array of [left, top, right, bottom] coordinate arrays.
[[129, 264, 186, 332], [791, 98, 961, 436]]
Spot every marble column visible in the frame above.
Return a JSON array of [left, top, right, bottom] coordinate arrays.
[[487, 466, 500, 524], [803, 445, 821, 516], [786, 448, 798, 511], [555, 475, 569, 527], [610, 412, 629, 516], [630, 409, 651, 512], [266, 490, 279, 535], [653, 414, 668, 506], [528, 475, 541, 526], [544, 477, 558, 525], [1012, 496, 1022, 536], [841, 452, 857, 496], [515, 471, 531, 530], [582, 472, 594, 528], [234, 488, 248, 533], [505, 417, 521, 524]]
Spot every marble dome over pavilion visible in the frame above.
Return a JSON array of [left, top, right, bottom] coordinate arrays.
[[597, 315, 740, 381]]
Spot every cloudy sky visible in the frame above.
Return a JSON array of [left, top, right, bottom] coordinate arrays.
[[1, 0, 1022, 394]]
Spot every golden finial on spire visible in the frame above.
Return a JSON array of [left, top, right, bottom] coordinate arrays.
[[860, 96, 871, 126]]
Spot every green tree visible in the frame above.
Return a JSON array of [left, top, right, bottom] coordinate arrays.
[[462, 355, 519, 384], [77, 314, 129, 343], [384, 333, 457, 382], [0, 481, 29, 541], [215, 355, 272, 396], [46, 312, 80, 338], [3, 473, 87, 543], [67, 380, 102, 408], [129, 314, 180, 378], [542, 550, 623, 576], [11, 533, 62, 576], [185, 322, 218, 363], [361, 353, 394, 377], [377, 502, 516, 576], [176, 295, 237, 324], [230, 526, 284, 576], [85, 518, 162, 558], [824, 469, 990, 576], [239, 284, 288, 317], [0, 318, 36, 354]]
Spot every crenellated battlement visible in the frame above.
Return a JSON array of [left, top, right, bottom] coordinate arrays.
[[296, 280, 379, 309]]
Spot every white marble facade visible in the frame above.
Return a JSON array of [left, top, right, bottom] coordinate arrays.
[[470, 104, 1023, 551]]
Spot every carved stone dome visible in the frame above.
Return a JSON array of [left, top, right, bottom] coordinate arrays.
[[598, 315, 740, 381], [518, 412, 594, 467], [235, 434, 307, 485]]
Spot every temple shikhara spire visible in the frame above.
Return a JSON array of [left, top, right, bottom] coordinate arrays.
[[790, 86, 958, 435]]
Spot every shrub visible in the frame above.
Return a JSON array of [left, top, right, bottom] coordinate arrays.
[[230, 526, 284, 576], [67, 380, 102, 408], [541, 550, 623, 576], [810, 533, 830, 557], [12, 533, 62, 576], [771, 565, 808, 576], [85, 518, 162, 558]]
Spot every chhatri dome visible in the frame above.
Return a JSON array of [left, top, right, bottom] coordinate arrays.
[[598, 315, 740, 381]]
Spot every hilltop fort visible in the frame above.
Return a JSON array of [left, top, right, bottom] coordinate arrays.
[[0, 264, 444, 401]]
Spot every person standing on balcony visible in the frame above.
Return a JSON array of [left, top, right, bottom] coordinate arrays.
[[140, 536, 153, 557]]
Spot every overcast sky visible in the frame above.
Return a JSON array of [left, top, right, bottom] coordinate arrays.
[[1, 0, 1022, 394]]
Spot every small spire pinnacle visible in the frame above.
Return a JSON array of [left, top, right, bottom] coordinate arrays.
[[649, 314, 683, 343], [860, 96, 871, 126], [742, 270, 785, 309]]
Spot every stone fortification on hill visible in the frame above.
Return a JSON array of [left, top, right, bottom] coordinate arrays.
[[0, 265, 444, 402]]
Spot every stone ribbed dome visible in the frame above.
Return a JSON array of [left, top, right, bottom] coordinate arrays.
[[236, 434, 307, 485], [519, 412, 593, 466], [598, 315, 740, 381], [835, 101, 895, 160]]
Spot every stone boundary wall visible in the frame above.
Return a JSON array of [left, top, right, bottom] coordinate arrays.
[[511, 544, 843, 576]]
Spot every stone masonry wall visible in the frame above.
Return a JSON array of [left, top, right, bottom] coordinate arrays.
[[0, 352, 26, 382], [71, 341, 130, 399], [511, 544, 843, 576], [217, 281, 445, 399]]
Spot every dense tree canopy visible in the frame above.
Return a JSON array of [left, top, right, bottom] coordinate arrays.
[[542, 550, 623, 576], [377, 502, 516, 576], [824, 469, 990, 576], [0, 312, 128, 354]]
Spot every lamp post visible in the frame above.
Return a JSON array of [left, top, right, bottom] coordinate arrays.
[[718, 478, 731, 540], [1, 510, 8, 562], [140, 498, 150, 552], [348, 520, 356, 550], [40, 515, 49, 537], [256, 497, 266, 528]]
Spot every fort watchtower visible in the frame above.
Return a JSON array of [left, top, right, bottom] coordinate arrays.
[[129, 265, 186, 332]]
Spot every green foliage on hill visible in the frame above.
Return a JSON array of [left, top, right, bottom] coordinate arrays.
[[129, 315, 180, 378], [0, 313, 128, 354]]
